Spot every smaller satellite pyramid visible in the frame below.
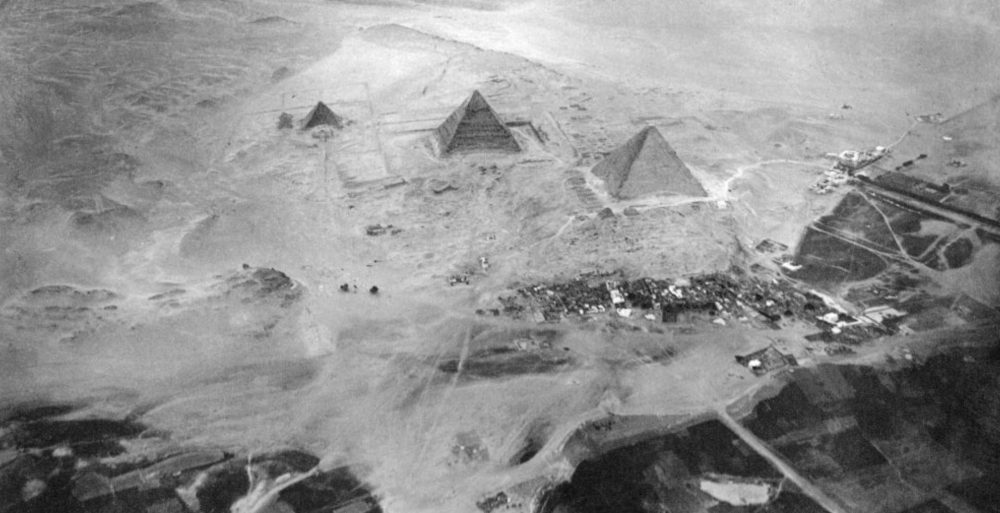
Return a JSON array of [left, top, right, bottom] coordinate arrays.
[[434, 90, 520, 155], [301, 101, 344, 130], [592, 126, 706, 199]]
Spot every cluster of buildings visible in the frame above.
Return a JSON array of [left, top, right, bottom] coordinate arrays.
[[498, 269, 909, 347], [500, 270, 834, 327], [812, 146, 887, 194]]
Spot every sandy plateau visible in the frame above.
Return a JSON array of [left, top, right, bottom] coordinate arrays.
[[1, 1, 1000, 513]]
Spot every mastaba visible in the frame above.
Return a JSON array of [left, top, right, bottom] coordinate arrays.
[[434, 90, 520, 155], [592, 126, 706, 199], [301, 101, 344, 130]]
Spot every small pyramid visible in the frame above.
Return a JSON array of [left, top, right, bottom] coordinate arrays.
[[592, 126, 706, 199], [301, 101, 343, 130], [434, 90, 520, 155]]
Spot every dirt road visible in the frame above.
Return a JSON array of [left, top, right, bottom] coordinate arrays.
[[714, 407, 850, 513]]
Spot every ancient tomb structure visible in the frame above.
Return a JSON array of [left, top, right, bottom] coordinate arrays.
[[434, 90, 520, 155], [301, 101, 344, 130], [592, 126, 706, 199]]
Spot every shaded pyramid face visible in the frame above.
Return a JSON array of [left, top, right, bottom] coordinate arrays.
[[301, 101, 343, 130], [435, 90, 520, 155], [591, 126, 706, 199]]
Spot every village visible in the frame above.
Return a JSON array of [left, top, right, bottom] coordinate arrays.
[[494, 268, 902, 345], [3, 4, 999, 513]]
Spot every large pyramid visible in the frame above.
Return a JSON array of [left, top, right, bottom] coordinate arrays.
[[592, 126, 706, 199], [301, 101, 344, 130], [434, 90, 520, 155]]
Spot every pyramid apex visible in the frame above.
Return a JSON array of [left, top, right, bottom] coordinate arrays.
[[464, 90, 492, 111], [301, 101, 344, 130], [636, 125, 662, 141]]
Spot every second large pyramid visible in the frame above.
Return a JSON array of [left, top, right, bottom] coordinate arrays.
[[434, 90, 520, 155], [592, 126, 706, 199], [301, 101, 344, 130]]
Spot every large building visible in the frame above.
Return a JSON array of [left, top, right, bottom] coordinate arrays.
[[434, 90, 520, 155], [592, 126, 706, 199]]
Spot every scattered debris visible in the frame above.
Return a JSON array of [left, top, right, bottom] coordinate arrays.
[[449, 274, 471, 286], [476, 164, 500, 175], [810, 168, 850, 194], [311, 127, 336, 141], [479, 256, 490, 272], [948, 159, 967, 168], [365, 224, 402, 236], [916, 113, 944, 123], [476, 491, 509, 513], [428, 178, 457, 194]]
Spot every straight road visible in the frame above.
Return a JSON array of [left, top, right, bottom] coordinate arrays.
[[714, 407, 850, 513], [859, 183, 1000, 239]]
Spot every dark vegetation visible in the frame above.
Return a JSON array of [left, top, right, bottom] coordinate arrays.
[[0, 404, 381, 513], [815, 191, 898, 252], [438, 349, 573, 378], [741, 348, 1000, 508], [942, 237, 974, 268], [538, 418, 823, 513], [509, 421, 552, 465], [790, 227, 887, 286]]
